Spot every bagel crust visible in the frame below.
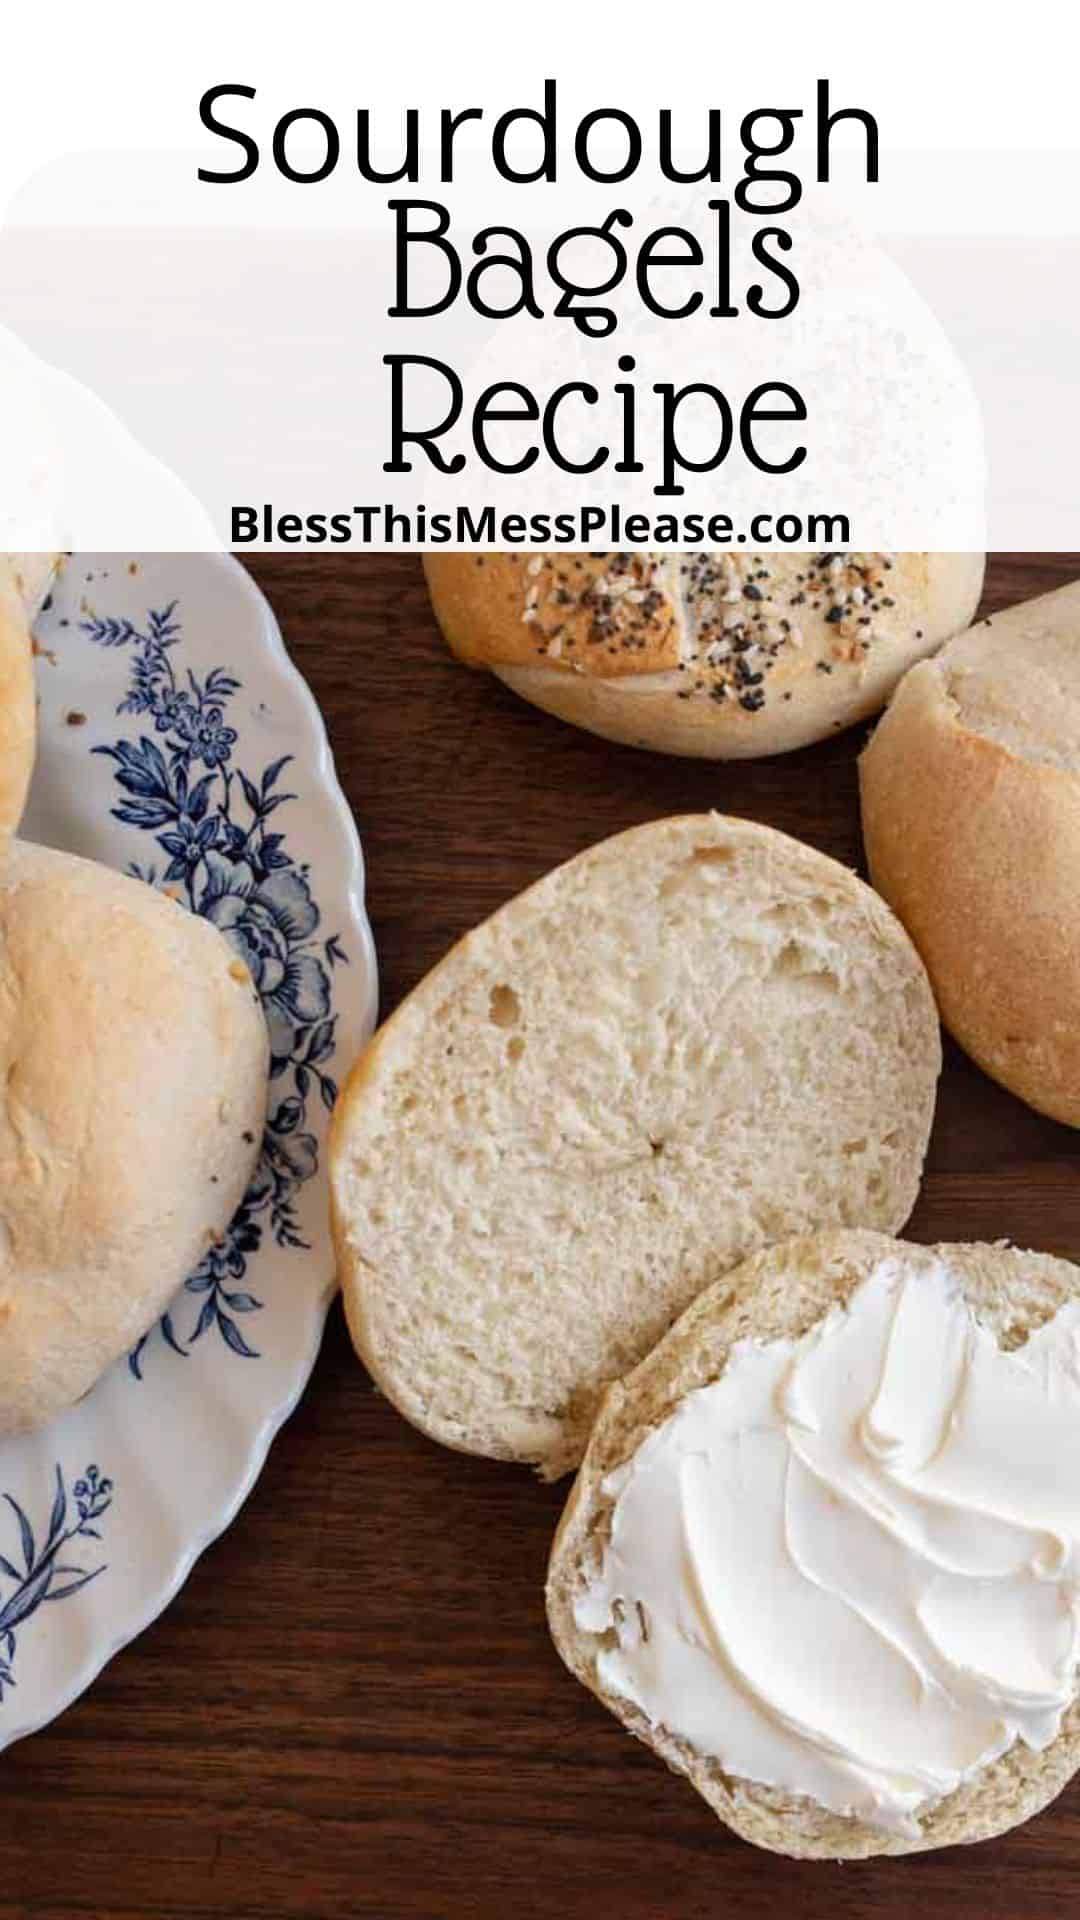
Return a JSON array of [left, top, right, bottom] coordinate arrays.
[[0, 841, 270, 1432], [0, 552, 62, 617], [425, 551, 985, 757], [0, 554, 63, 846], [0, 590, 35, 845], [860, 580, 1080, 1127]]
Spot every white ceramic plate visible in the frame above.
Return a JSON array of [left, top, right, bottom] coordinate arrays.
[[1, 553, 377, 1749]]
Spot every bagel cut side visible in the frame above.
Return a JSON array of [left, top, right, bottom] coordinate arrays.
[[330, 815, 940, 1477]]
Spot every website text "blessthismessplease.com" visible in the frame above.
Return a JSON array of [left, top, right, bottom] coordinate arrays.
[[231, 504, 852, 549]]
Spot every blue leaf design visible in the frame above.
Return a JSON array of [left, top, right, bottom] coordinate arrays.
[[191, 1296, 218, 1342], [305, 1019, 336, 1067], [114, 799, 176, 830], [98, 736, 172, 797], [161, 1312, 188, 1358], [46, 1466, 66, 1550], [44, 1568, 106, 1603], [84, 616, 138, 647], [205, 667, 240, 697], [187, 773, 215, 822], [0, 1460, 113, 1694], [0, 1564, 53, 1633], [237, 769, 262, 813], [82, 596, 346, 1373], [4, 1497, 34, 1576], [218, 1313, 259, 1360], [262, 754, 293, 792]]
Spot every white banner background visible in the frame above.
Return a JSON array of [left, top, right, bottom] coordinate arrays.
[[1, 0, 1076, 551]]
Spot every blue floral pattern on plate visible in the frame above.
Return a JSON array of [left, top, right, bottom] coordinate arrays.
[[0, 1466, 113, 1700], [80, 600, 347, 1373], [2, 552, 377, 1755]]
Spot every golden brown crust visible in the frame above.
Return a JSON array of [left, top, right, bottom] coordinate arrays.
[[425, 552, 682, 676], [860, 618, 1080, 1128], [0, 590, 35, 845], [426, 552, 985, 758], [0, 841, 270, 1432]]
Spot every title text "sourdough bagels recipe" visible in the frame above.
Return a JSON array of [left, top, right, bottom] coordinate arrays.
[[198, 80, 879, 499]]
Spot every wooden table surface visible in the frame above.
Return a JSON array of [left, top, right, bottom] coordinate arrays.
[[3, 552, 1079, 1920]]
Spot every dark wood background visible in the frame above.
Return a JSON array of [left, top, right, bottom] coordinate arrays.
[[3, 553, 1079, 1920]]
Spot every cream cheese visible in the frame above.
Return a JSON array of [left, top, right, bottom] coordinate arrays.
[[574, 1257, 1080, 1834]]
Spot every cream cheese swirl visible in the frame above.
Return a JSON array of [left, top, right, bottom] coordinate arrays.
[[574, 1258, 1080, 1834]]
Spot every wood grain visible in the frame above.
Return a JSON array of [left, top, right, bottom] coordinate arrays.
[[2, 552, 1079, 1920]]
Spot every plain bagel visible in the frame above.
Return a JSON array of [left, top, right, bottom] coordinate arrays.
[[0, 840, 270, 1432], [0, 554, 63, 846], [425, 551, 985, 758], [860, 579, 1080, 1127], [329, 814, 940, 1477], [547, 1227, 1080, 1858], [0, 586, 36, 846]]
